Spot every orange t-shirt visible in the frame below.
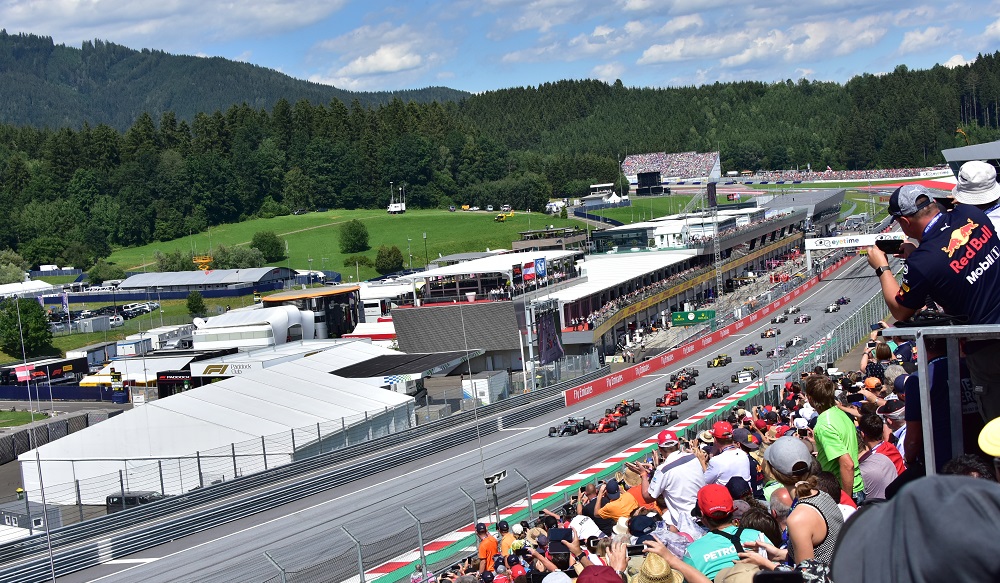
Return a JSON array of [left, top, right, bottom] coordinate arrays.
[[479, 535, 499, 563], [628, 484, 662, 513]]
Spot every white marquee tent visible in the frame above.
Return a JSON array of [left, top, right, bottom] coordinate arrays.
[[20, 358, 414, 504]]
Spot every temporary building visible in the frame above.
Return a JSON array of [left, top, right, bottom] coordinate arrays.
[[20, 358, 414, 505]]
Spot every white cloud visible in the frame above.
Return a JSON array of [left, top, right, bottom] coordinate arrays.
[[337, 45, 424, 76], [721, 29, 789, 68], [638, 32, 750, 64], [795, 67, 815, 78], [0, 1, 347, 48], [984, 16, 1000, 41], [942, 54, 971, 68], [659, 14, 703, 35], [898, 26, 950, 54], [620, 0, 656, 10], [591, 61, 624, 81]]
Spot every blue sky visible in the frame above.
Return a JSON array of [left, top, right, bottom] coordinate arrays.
[[1, 1, 996, 92]]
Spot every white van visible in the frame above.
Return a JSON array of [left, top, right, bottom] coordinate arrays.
[[122, 303, 144, 313]]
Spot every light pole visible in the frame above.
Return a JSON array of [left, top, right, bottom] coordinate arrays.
[[308, 257, 313, 286], [390, 181, 393, 207], [423, 232, 428, 268], [156, 287, 163, 327], [407, 238, 412, 269]]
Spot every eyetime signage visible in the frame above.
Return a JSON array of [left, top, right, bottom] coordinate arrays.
[[804, 233, 903, 250], [671, 310, 716, 326]]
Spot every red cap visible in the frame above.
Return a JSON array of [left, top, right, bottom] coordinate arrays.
[[785, 382, 793, 389], [754, 419, 768, 431], [711, 421, 734, 439], [697, 484, 735, 519], [510, 565, 526, 579], [657, 430, 680, 447], [774, 425, 791, 438]]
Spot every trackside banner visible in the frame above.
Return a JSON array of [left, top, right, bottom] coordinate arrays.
[[564, 257, 851, 406]]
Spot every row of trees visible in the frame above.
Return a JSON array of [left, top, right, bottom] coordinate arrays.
[[2, 53, 1000, 270]]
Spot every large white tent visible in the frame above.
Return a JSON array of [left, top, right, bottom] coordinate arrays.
[[20, 357, 414, 504]]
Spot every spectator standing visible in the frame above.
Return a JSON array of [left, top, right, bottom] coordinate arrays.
[[867, 184, 1000, 420], [695, 422, 751, 486], [595, 479, 639, 522], [683, 484, 768, 580], [768, 488, 793, 538], [752, 437, 845, 567], [876, 399, 907, 463], [858, 411, 905, 475], [641, 430, 704, 525], [576, 484, 615, 535], [804, 375, 864, 503], [477, 523, 499, 574], [499, 521, 515, 557], [857, 426, 898, 499], [952, 160, 1000, 227]]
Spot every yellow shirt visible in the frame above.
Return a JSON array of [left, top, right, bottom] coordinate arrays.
[[596, 491, 639, 521], [500, 533, 515, 556]]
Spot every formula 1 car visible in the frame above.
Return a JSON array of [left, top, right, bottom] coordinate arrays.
[[785, 335, 805, 348], [668, 373, 696, 389], [836, 297, 851, 305], [699, 383, 730, 399], [548, 417, 592, 437], [771, 315, 788, 324], [639, 408, 680, 427], [794, 314, 811, 324], [767, 346, 788, 359], [707, 354, 733, 368], [656, 388, 689, 407], [824, 304, 840, 313], [588, 414, 620, 433], [739, 344, 763, 356], [761, 328, 781, 338], [669, 367, 699, 382], [613, 399, 641, 416], [785, 306, 801, 314], [731, 367, 759, 384]]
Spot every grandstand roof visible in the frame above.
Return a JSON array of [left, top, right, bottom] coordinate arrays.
[[942, 141, 1000, 169], [418, 250, 579, 279], [119, 267, 292, 289], [547, 251, 697, 303]]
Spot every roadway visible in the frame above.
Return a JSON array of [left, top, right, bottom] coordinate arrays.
[[61, 256, 882, 583]]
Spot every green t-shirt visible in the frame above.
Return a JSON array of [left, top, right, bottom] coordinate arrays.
[[683, 525, 765, 580], [814, 407, 864, 494]]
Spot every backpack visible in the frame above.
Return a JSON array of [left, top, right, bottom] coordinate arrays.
[[710, 526, 746, 553]]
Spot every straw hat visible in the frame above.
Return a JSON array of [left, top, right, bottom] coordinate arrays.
[[632, 552, 683, 583]]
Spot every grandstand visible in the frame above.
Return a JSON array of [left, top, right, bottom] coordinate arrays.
[[622, 151, 722, 184]]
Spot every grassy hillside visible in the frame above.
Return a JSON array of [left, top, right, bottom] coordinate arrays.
[[107, 210, 583, 280]]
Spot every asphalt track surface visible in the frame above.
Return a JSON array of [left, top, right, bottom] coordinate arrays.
[[61, 257, 880, 583]]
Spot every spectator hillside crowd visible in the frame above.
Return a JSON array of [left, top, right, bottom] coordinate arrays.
[[622, 152, 720, 180], [426, 161, 1000, 583], [743, 167, 940, 182]]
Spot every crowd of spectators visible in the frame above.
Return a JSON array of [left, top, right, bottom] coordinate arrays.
[[622, 152, 720, 180], [744, 167, 938, 183], [433, 358, 1000, 583]]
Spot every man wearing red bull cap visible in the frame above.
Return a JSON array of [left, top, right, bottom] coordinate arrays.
[[867, 183, 1000, 420], [640, 429, 704, 525]]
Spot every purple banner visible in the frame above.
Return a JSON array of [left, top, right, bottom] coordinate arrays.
[[537, 312, 565, 365]]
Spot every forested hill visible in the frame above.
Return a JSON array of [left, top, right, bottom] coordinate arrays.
[[0, 30, 469, 130]]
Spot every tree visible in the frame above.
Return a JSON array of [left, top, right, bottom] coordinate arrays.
[[87, 259, 126, 285], [0, 298, 53, 357], [340, 219, 370, 254], [186, 291, 207, 316], [0, 249, 29, 284], [250, 231, 285, 263], [375, 245, 404, 275], [211, 244, 265, 269]]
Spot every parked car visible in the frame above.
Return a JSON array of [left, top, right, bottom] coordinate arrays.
[[109, 315, 124, 328], [486, 205, 494, 212]]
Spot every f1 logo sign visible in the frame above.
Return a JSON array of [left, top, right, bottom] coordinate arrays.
[[202, 364, 229, 375]]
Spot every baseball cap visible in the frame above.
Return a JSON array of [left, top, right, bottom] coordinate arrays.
[[785, 382, 793, 390], [953, 160, 1000, 205], [657, 429, 680, 447], [773, 425, 791, 438], [732, 427, 759, 451], [476, 522, 488, 533], [712, 421, 734, 439], [576, 566, 622, 583], [893, 373, 909, 395], [864, 377, 881, 389], [536, 534, 549, 546], [481, 571, 495, 583], [509, 565, 526, 579], [877, 399, 906, 419], [696, 484, 735, 519], [755, 419, 768, 431], [511, 523, 524, 536], [888, 184, 935, 219], [764, 436, 813, 476], [497, 520, 509, 532], [726, 476, 752, 500], [628, 515, 656, 536], [604, 479, 621, 500]]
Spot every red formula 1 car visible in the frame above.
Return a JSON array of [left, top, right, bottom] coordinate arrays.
[[656, 387, 689, 407], [587, 414, 620, 433]]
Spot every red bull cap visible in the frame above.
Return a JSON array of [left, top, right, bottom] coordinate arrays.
[[888, 184, 936, 219]]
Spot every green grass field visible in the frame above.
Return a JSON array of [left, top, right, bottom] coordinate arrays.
[[107, 209, 582, 281], [0, 410, 48, 427], [36, 275, 81, 285]]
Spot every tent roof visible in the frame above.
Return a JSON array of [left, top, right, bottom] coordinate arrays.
[[118, 267, 289, 288], [25, 358, 412, 462], [0, 280, 54, 297]]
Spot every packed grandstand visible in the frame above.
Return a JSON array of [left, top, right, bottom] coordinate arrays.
[[622, 152, 721, 181]]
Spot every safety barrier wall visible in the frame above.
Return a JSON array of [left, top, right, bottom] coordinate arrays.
[[565, 256, 852, 406]]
